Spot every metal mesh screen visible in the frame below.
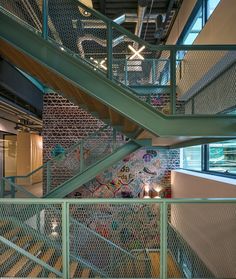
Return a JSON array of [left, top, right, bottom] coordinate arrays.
[[1, 177, 39, 198], [169, 202, 236, 278], [0, 203, 63, 277], [69, 202, 160, 278], [177, 50, 236, 115], [47, 0, 107, 75], [112, 27, 170, 88], [46, 127, 124, 194], [0, 0, 43, 32]]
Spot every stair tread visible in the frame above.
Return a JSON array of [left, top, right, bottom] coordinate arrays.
[[70, 261, 79, 278], [81, 268, 91, 278], [27, 248, 55, 277], [48, 256, 62, 277], [0, 236, 32, 265], [0, 220, 10, 229], [2, 227, 21, 240], [5, 241, 43, 277]]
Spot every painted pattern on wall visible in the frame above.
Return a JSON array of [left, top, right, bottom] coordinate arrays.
[[43, 93, 179, 199], [69, 148, 179, 199]]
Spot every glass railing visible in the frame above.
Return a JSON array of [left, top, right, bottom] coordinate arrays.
[[0, 0, 236, 116], [0, 125, 125, 198], [0, 198, 235, 278]]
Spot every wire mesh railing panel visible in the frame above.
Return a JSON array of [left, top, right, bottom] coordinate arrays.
[[0, 177, 38, 198], [69, 202, 160, 278], [177, 50, 236, 115], [0, 0, 43, 33], [47, 0, 107, 75], [112, 27, 171, 87], [169, 203, 236, 278], [0, 242, 60, 278], [0, 202, 63, 278], [46, 127, 124, 195]]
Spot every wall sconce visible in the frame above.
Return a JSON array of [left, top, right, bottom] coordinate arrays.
[[51, 219, 59, 238]]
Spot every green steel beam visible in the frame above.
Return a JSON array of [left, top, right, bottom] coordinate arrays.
[[130, 85, 171, 95], [44, 141, 140, 198], [1, 197, 236, 204], [169, 137, 236, 149], [1, 11, 236, 138]]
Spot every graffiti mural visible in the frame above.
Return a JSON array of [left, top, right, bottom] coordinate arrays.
[[69, 148, 179, 199]]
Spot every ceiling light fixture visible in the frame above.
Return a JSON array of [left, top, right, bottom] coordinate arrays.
[[90, 57, 107, 71], [128, 45, 145, 60]]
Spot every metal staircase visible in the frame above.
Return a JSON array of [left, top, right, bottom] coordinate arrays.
[[0, 0, 235, 149], [1, 125, 146, 198], [0, 204, 152, 278]]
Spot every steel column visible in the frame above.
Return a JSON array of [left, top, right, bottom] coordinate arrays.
[[62, 202, 70, 279], [107, 21, 113, 80], [170, 50, 176, 115], [160, 201, 168, 279], [42, 0, 48, 39]]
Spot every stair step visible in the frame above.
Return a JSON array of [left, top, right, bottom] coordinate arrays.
[[0, 220, 10, 229], [48, 256, 62, 277], [70, 261, 79, 278], [0, 236, 32, 266], [81, 268, 91, 278], [27, 248, 55, 277], [5, 241, 44, 277], [2, 227, 21, 240]]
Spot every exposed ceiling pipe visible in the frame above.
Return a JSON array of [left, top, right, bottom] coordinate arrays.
[[77, 34, 133, 58], [81, 13, 165, 29], [134, 0, 148, 38], [155, 0, 176, 41]]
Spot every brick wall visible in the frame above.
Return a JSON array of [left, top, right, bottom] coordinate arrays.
[[42, 93, 180, 197]]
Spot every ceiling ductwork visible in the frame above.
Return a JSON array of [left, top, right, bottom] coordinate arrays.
[[134, 0, 148, 38], [154, 14, 164, 40]]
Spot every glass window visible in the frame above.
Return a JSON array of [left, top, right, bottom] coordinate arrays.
[[207, 0, 221, 19], [182, 9, 203, 45], [181, 145, 202, 171], [179, 0, 221, 45], [208, 140, 236, 174]]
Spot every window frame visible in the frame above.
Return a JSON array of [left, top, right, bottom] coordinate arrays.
[[181, 141, 236, 179], [177, 0, 221, 45]]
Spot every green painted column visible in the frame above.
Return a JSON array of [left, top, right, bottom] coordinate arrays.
[[170, 50, 177, 115], [42, 0, 48, 39], [62, 202, 70, 279], [160, 201, 168, 279], [107, 21, 113, 80]]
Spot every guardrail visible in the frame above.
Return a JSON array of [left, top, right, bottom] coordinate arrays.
[[0, 198, 235, 278], [1, 0, 236, 116]]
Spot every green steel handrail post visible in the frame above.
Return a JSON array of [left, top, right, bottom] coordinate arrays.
[[42, 0, 48, 39], [125, 59, 128, 85], [160, 201, 168, 279], [62, 201, 70, 279], [10, 177, 16, 198], [152, 59, 156, 84], [80, 141, 84, 172], [0, 178, 5, 198], [192, 97, 195, 114], [46, 161, 51, 194], [36, 205, 41, 232], [170, 49, 177, 115], [107, 21, 113, 80], [112, 129, 117, 151]]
